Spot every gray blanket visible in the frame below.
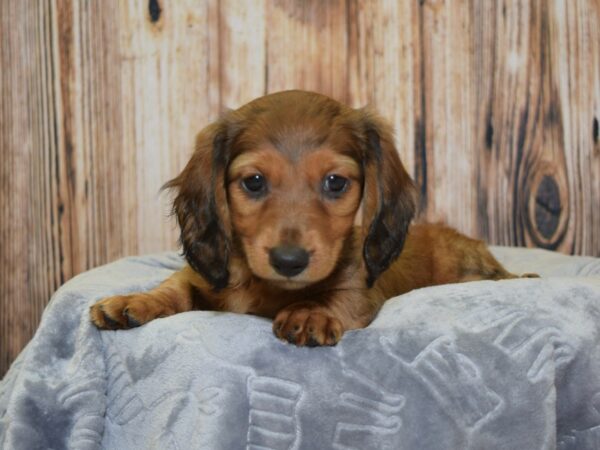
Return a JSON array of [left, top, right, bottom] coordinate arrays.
[[1, 248, 600, 450]]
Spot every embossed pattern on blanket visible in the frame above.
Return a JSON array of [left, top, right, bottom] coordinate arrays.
[[1, 248, 599, 450]]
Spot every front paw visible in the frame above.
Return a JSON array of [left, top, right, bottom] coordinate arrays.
[[273, 302, 343, 347], [90, 294, 173, 330]]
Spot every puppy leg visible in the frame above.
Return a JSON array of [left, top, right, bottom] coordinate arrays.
[[456, 241, 539, 282], [90, 268, 196, 330]]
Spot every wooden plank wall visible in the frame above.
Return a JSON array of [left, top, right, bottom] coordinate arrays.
[[1, 0, 599, 376]]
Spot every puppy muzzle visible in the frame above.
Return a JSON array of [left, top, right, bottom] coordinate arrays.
[[269, 246, 310, 277]]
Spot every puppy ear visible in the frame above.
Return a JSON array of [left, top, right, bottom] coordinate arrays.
[[163, 121, 232, 290], [361, 115, 417, 287]]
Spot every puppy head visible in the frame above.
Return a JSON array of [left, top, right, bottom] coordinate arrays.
[[167, 90, 415, 290]]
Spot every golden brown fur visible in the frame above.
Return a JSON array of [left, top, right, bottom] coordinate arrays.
[[90, 90, 535, 347]]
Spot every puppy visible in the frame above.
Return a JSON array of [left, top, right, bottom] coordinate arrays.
[[90, 90, 534, 346]]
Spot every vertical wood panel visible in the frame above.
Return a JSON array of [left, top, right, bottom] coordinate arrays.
[[548, 0, 600, 254], [1, 0, 58, 374], [265, 0, 350, 102], [475, 0, 540, 248], [62, 0, 127, 270], [417, 0, 478, 234], [347, 0, 420, 175], [471, 0, 600, 253], [118, 0, 216, 255], [2, 0, 599, 376], [219, 0, 267, 107]]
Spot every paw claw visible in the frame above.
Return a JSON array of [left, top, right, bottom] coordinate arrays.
[[123, 308, 141, 328], [286, 332, 298, 344], [306, 336, 319, 347], [101, 308, 121, 330]]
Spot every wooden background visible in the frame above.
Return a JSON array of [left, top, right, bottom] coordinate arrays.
[[1, 0, 599, 377]]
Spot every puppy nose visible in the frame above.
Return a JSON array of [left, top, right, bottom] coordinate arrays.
[[269, 246, 310, 277]]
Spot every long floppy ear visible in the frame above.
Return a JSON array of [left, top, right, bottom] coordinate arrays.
[[163, 121, 232, 290], [361, 115, 417, 287]]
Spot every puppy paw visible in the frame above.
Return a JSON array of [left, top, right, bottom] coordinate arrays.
[[90, 294, 174, 330], [273, 302, 343, 347], [520, 273, 540, 278]]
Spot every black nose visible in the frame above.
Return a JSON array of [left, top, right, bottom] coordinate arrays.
[[269, 246, 310, 277]]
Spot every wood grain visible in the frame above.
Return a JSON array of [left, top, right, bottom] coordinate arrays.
[[415, 0, 479, 235], [1, 0, 599, 376], [470, 0, 600, 252], [265, 0, 350, 101], [1, 0, 58, 377], [347, 0, 420, 174]]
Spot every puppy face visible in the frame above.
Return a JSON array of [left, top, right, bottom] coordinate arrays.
[[227, 145, 362, 289], [167, 90, 416, 290]]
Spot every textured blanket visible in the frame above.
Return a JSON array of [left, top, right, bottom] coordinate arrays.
[[1, 248, 600, 450]]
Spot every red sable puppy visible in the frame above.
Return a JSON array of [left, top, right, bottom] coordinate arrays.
[[90, 90, 534, 346]]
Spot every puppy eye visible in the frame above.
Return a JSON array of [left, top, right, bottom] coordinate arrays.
[[241, 174, 267, 197], [322, 174, 349, 198]]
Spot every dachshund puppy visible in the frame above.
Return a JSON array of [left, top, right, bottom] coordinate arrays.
[[90, 90, 534, 346]]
